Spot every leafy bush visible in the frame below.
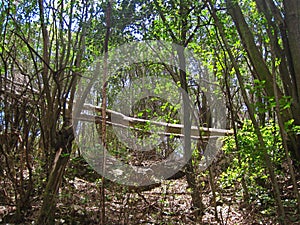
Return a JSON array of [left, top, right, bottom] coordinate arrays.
[[220, 120, 285, 206]]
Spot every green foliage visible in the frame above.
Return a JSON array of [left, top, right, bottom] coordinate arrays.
[[220, 120, 284, 204]]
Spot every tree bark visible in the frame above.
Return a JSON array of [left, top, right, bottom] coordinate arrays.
[[209, 2, 286, 222], [226, 0, 300, 162], [177, 41, 204, 220], [100, 1, 112, 224], [226, 0, 282, 99], [37, 126, 74, 224], [283, 0, 300, 162], [283, 0, 300, 104]]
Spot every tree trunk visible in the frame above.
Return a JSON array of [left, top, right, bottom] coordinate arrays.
[[226, 0, 300, 162], [283, 0, 300, 104], [37, 126, 74, 225], [209, 2, 286, 222], [177, 44, 204, 220], [283, 0, 300, 162], [100, 1, 112, 224], [226, 0, 281, 99]]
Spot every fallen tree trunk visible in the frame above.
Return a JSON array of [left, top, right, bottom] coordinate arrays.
[[75, 103, 233, 139]]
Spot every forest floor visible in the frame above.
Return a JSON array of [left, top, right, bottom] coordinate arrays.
[[2, 174, 299, 224], [1, 154, 300, 224]]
